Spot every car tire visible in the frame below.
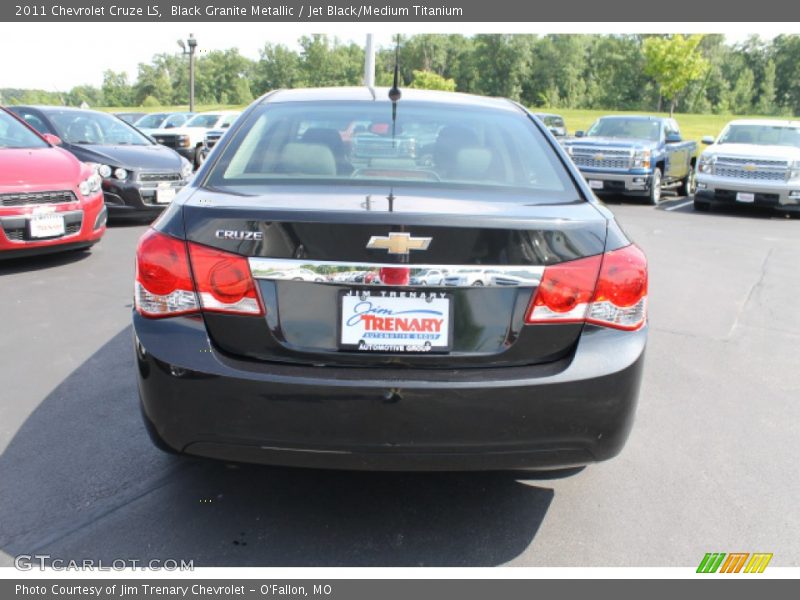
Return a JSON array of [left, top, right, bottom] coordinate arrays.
[[647, 168, 663, 205], [678, 168, 696, 197], [694, 198, 711, 212], [472, 280, 484, 286]]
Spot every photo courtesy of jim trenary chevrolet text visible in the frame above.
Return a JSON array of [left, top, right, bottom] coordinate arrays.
[[0, 0, 799, 595]]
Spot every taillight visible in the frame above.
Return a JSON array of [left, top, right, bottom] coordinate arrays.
[[134, 230, 264, 318], [525, 244, 647, 331], [586, 244, 647, 330], [187, 242, 263, 315], [525, 255, 602, 324], [135, 229, 199, 318]]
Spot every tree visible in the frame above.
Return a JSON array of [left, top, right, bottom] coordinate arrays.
[[470, 35, 533, 101], [101, 70, 132, 107], [408, 70, 456, 91], [756, 60, 777, 115], [253, 43, 303, 94], [643, 34, 709, 116]]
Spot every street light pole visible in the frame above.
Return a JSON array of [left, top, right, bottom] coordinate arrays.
[[187, 34, 197, 112], [178, 34, 198, 112]]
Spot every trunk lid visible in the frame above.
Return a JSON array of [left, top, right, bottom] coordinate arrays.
[[180, 185, 608, 368]]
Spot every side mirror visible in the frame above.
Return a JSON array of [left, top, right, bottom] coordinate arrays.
[[575, 130, 585, 138], [165, 123, 176, 129], [42, 133, 62, 146], [665, 133, 682, 143], [221, 123, 231, 129], [701, 135, 715, 145]]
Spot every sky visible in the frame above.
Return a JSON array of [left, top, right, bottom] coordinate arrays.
[[0, 22, 791, 91]]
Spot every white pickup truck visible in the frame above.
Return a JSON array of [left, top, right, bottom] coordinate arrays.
[[148, 110, 240, 168], [694, 119, 800, 214]]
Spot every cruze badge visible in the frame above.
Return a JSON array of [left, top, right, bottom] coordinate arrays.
[[215, 230, 263, 241], [366, 232, 432, 255]]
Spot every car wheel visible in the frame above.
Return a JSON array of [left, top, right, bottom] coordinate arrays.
[[472, 280, 484, 286], [647, 168, 663, 205], [694, 198, 711, 212], [678, 168, 696, 197]]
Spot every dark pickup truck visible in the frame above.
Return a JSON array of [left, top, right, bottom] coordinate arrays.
[[563, 115, 697, 205]]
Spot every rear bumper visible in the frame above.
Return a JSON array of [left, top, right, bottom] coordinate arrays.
[[134, 313, 646, 471]]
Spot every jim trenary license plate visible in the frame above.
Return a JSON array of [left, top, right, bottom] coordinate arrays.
[[340, 290, 452, 352]]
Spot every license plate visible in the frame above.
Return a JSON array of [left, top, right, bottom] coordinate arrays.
[[29, 213, 65, 238], [588, 179, 604, 190], [340, 291, 451, 352], [156, 187, 176, 204], [736, 192, 755, 203]]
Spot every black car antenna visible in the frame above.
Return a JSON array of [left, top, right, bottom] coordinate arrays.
[[388, 34, 401, 142]]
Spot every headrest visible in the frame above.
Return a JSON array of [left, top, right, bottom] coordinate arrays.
[[452, 147, 493, 180], [277, 143, 336, 176]]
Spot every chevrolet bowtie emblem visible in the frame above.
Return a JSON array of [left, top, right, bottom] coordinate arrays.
[[593, 153, 605, 160], [744, 163, 757, 171], [366, 232, 432, 255]]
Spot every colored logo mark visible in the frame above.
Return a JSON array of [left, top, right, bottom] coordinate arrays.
[[697, 552, 773, 573]]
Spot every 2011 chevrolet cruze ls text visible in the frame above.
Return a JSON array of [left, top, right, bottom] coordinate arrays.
[[133, 87, 648, 471]]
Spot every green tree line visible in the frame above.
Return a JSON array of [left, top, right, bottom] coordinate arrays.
[[3, 34, 800, 116]]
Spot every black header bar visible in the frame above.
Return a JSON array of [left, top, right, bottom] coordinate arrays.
[[2, 0, 798, 22]]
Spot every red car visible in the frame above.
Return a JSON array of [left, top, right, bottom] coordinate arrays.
[[1, 107, 106, 259]]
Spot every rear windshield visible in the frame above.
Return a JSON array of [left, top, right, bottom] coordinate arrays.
[[718, 124, 800, 148], [0, 111, 48, 149], [205, 100, 578, 199], [586, 118, 662, 142]]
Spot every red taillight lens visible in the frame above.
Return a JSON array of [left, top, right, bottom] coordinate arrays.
[[135, 230, 264, 318], [379, 266, 410, 286], [586, 244, 647, 330], [135, 229, 199, 317], [525, 244, 647, 331], [187, 242, 264, 315], [526, 255, 602, 324]]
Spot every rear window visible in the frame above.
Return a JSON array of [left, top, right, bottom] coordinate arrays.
[[205, 101, 578, 199]]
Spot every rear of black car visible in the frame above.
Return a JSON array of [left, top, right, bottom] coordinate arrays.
[[132, 89, 647, 471]]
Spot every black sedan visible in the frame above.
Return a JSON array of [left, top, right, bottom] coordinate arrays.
[[9, 106, 193, 220], [133, 87, 648, 471]]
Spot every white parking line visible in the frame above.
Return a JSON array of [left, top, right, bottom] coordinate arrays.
[[664, 199, 694, 211]]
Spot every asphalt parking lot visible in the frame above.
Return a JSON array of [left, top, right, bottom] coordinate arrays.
[[1, 196, 798, 568]]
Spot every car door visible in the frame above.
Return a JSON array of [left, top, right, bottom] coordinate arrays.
[[665, 119, 690, 180]]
